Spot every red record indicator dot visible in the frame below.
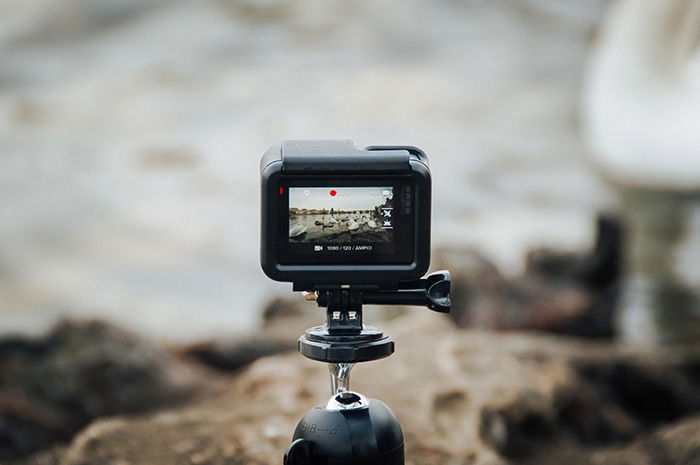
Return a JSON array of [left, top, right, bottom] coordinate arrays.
[[329, 189, 337, 196]]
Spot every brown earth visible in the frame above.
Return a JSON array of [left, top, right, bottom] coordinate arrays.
[[14, 313, 700, 465]]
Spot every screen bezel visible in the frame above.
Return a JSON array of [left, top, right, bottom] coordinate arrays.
[[279, 180, 414, 265], [260, 162, 431, 290]]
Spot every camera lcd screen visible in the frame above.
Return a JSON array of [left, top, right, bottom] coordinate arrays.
[[278, 181, 415, 265]]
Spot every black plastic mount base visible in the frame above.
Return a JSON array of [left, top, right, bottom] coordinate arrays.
[[299, 324, 394, 363], [298, 298, 395, 364]]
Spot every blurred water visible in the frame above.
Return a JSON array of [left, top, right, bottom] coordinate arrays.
[[0, 0, 614, 341]]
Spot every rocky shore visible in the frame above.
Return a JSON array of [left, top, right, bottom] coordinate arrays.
[[8, 238, 700, 464], [7, 313, 700, 465]]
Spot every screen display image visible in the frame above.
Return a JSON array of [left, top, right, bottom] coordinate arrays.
[[289, 187, 394, 245]]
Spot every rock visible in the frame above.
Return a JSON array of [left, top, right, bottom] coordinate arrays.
[[178, 337, 296, 373], [589, 415, 700, 465], [0, 320, 218, 462], [526, 215, 623, 290], [435, 215, 622, 338], [178, 296, 317, 373], [36, 313, 700, 465], [432, 246, 508, 330], [260, 296, 323, 338]]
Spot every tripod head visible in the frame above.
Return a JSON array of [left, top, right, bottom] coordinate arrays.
[[284, 271, 451, 465]]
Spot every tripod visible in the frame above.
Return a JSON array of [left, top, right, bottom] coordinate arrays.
[[283, 271, 451, 465]]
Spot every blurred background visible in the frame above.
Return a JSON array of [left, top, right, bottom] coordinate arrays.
[[3, 1, 700, 464], [1, 0, 626, 342]]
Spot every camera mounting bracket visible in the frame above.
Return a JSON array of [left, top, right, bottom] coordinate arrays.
[[298, 270, 451, 364]]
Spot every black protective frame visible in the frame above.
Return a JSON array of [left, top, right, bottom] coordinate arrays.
[[260, 140, 431, 291]]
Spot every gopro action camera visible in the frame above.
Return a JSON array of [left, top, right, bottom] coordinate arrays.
[[260, 140, 431, 291]]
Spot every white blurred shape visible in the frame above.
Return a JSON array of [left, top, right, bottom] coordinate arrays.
[[583, 0, 700, 345], [584, 0, 700, 190]]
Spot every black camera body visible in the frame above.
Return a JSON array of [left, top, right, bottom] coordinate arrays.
[[260, 140, 431, 291]]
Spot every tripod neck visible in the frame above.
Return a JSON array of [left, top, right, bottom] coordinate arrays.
[[328, 362, 354, 394]]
